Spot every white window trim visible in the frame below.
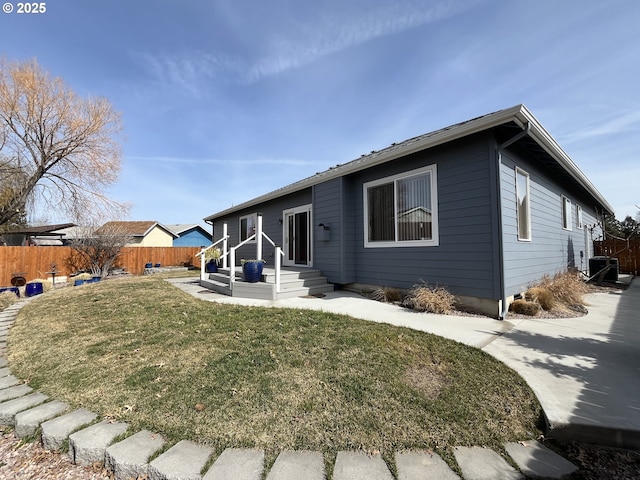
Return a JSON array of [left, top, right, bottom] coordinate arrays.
[[515, 167, 532, 242], [363, 164, 439, 248], [576, 205, 583, 229], [239, 213, 257, 243], [562, 196, 572, 231]]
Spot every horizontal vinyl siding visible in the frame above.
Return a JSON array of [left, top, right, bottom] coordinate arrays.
[[501, 150, 599, 295], [349, 134, 498, 299], [313, 179, 342, 281]]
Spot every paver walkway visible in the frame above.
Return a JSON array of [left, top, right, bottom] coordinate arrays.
[[0, 295, 579, 479]]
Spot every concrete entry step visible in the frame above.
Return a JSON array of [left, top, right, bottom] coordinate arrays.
[[41, 408, 99, 452], [0, 358, 6, 368], [105, 429, 166, 480], [333, 451, 393, 480], [14, 399, 68, 438], [148, 439, 213, 480], [0, 391, 48, 425], [395, 451, 460, 479], [266, 450, 325, 480], [505, 441, 578, 479], [68, 420, 129, 466], [0, 367, 11, 377], [202, 448, 264, 480], [454, 446, 523, 480], [0, 383, 32, 402]]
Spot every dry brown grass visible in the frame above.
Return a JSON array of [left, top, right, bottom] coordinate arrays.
[[368, 286, 405, 304], [7, 276, 542, 468], [524, 287, 555, 311], [403, 284, 455, 314], [0, 291, 18, 311], [532, 271, 590, 309], [509, 299, 541, 316]]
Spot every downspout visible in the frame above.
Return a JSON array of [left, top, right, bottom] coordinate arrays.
[[496, 122, 531, 320]]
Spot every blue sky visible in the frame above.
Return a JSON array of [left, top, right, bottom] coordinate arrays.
[[2, 0, 639, 227]]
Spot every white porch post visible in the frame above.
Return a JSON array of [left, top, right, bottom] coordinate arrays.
[[256, 213, 263, 261], [275, 246, 282, 293], [229, 247, 236, 285], [200, 250, 205, 282], [222, 222, 228, 269]]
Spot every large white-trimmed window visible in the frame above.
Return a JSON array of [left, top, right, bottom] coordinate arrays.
[[576, 205, 583, 229], [363, 165, 438, 248], [515, 167, 531, 241], [562, 196, 572, 230], [239, 213, 257, 243]]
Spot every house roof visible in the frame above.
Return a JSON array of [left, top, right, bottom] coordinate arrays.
[[164, 224, 212, 238], [3, 223, 76, 236], [97, 221, 178, 238], [204, 104, 614, 221]]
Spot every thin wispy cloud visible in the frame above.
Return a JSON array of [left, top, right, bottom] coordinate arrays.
[[127, 156, 314, 166], [561, 110, 640, 143], [139, 0, 478, 94]]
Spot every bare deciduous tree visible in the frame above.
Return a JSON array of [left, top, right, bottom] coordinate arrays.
[[0, 57, 127, 226], [66, 223, 133, 278]]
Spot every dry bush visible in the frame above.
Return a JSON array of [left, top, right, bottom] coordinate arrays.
[[403, 284, 455, 314], [535, 271, 590, 308], [525, 286, 555, 311], [0, 291, 18, 310], [369, 286, 405, 304], [509, 299, 540, 316]]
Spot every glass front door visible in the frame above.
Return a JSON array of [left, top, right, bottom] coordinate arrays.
[[283, 205, 312, 266]]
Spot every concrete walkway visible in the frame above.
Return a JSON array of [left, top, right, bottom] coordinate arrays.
[[5, 275, 636, 478]]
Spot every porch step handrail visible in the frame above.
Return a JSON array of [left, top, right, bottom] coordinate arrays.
[[198, 223, 229, 281]]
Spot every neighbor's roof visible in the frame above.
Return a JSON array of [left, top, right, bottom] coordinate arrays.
[[4, 223, 76, 235], [164, 224, 212, 238], [97, 221, 177, 238], [204, 104, 614, 221]]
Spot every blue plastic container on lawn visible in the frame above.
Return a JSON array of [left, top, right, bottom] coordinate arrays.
[[25, 282, 43, 297], [0, 287, 19, 297], [74, 279, 85, 286]]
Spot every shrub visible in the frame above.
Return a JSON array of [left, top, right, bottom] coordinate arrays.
[[403, 284, 455, 314], [509, 299, 540, 316], [535, 271, 590, 308], [525, 286, 555, 311], [369, 287, 405, 304], [0, 291, 18, 311]]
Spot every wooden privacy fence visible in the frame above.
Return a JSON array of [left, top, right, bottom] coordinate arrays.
[[0, 246, 201, 286], [593, 239, 640, 275]]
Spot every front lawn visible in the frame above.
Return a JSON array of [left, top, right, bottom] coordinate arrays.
[[7, 276, 541, 470]]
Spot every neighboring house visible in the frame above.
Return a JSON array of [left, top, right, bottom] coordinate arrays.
[[165, 224, 212, 247], [98, 221, 177, 247], [0, 223, 76, 246], [203, 105, 614, 317]]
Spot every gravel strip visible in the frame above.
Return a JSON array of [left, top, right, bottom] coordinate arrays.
[[0, 428, 112, 480]]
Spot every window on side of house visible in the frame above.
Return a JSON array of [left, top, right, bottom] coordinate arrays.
[[515, 167, 531, 241], [576, 205, 583, 229], [562, 196, 572, 230], [363, 165, 438, 248], [239, 213, 257, 243]]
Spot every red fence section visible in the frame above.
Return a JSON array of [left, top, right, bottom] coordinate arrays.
[[0, 246, 201, 286], [593, 239, 640, 275]]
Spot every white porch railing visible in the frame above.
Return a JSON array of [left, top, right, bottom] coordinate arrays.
[[228, 213, 285, 294], [196, 223, 229, 281]]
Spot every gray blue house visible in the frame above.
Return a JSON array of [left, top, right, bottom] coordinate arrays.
[[202, 105, 613, 318]]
